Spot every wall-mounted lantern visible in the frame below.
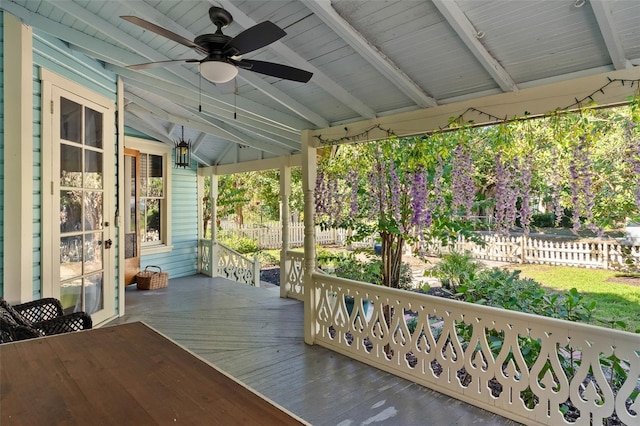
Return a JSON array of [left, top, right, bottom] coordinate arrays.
[[175, 126, 191, 168]]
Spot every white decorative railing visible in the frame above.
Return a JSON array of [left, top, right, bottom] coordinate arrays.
[[199, 239, 214, 276], [216, 242, 260, 286], [198, 239, 260, 286], [424, 234, 640, 270], [282, 250, 305, 300], [309, 272, 640, 425]]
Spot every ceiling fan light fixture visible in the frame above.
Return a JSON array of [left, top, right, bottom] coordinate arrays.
[[200, 61, 238, 83]]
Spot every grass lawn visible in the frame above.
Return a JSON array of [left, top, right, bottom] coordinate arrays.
[[508, 264, 640, 333]]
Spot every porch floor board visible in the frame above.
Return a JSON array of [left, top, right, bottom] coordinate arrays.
[[108, 274, 520, 425]]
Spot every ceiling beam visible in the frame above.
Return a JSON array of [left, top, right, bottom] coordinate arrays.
[[179, 105, 299, 151], [124, 112, 210, 166], [113, 0, 329, 128], [310, 67, 640, 146], [301, 0, 438, 108], [590, 0, 633, 70], [191, 133, 207, 154], [432, 0, 518, 93], [124, 94, 294, 155], [110, 65, 307, 138], [124, 101, 247, 145], [214, 142, 236, 166], [214, 0, 378, 119], [127, 107, 172, 137]]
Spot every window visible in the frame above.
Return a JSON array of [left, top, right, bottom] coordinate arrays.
[[140, 153, 164, 244], [125, 137, 172, 254]]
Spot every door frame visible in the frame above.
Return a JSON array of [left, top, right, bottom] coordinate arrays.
[[123, 148, 141, 285], [41, 69, 116, 325]]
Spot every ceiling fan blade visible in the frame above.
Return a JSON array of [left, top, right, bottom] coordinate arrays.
[[127, 59, 200, 70], [121, 16, 208, 56], [224, 21, 286, 56], [236, 59, 313, 83]]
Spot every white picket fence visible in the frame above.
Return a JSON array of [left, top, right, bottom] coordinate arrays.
[[427, 234, 640, 270], [220, 222, 374, 250], [220, 222, 640, 271]]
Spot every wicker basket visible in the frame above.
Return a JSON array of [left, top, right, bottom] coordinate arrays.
[[136, 265, 168, 290]]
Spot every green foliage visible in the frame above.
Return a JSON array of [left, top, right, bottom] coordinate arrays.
[[215, 168, 304, 226], [456, 268, 596, 322], [217, 174, 250, 219], [513, 264, 640, 332], [317, 250, 413, 289], [255, 250, 278, 266], [531, 211, 573, 228], [216, 230, 258, 254], [428, 251, 482, 293]]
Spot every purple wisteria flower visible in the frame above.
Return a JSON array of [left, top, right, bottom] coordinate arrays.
[[550, 149, 565, 228], [348, 167, 359, 219], [314, 169, 326, 214], [451, 144, 475, 218], [518, 156, 533, 236], [568, 154, 582, 233], [410, 167, 430, 228], [387, 159, 405, 234], [494, 155, 519, 235], [430, 155, 445, 214]]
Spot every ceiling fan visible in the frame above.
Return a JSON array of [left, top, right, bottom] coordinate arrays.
[[121, 6, 313, 84]]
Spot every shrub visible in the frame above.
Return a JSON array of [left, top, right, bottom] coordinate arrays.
[[531, 213, 555, 228], [318, 251, 413, 288], [216, 230, 258, 254], [428, 251, 482, 293], [256, 250, 278, 266]]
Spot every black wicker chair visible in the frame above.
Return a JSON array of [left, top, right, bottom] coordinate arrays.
[[0, 297, 92, 344]]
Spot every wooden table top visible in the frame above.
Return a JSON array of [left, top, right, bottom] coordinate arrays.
[[0, 322, 308, 425]]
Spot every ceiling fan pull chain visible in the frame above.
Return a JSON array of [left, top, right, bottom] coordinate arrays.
[[199, 71, 203, 113], [234, 92, 237, 120]]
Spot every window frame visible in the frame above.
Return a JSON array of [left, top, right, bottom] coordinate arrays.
[[124, 137, 173, 255]]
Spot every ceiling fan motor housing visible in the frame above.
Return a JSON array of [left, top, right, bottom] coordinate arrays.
[[194, 33, 232, 54]]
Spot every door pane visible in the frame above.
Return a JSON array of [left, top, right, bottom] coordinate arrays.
[[60, 190, 82, 232], [84, 107, 103, 148], [125, 155, 138, 259], [84, 232, 103, 274], [60, 98, 82, 143], [85, 273, 103, 314], [84, 192, 103, 231], [61, 144, 82, 187], [60, 279, 82, 314], [60, 235, 82, 280], [84, 150, 103, 189]]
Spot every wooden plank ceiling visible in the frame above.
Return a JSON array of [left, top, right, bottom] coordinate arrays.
[[3, 0, 640, 166]]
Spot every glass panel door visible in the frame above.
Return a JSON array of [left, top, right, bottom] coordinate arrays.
[[58, 97, 107, 315]]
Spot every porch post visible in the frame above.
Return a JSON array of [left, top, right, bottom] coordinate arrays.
[[197, 169, 205, 241], [3, 14, 33, 302], [302, 131, 317, 345], [280, 160, 291, 298], [210, 172, 219, 277]]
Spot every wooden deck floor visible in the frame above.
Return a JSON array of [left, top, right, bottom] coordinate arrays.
[[108, 275, 521, 426]]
